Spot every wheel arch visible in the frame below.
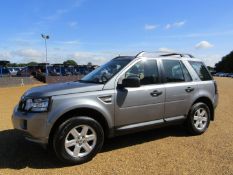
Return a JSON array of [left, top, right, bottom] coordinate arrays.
[[48, 107, 111, 146], [192, 96, 214, 121]]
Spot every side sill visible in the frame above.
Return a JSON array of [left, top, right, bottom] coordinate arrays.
[[117, 119, 164, 131], [113, 116, 186, 137], [164, 116, 186, 122]]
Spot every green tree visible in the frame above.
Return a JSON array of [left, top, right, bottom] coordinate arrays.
[[0, 60, 10, 66], [7, 62, 27, 67], [63, 59, 78, 66], [87, 62, 92, 67], [215, 51, 233, 72], [27, 62, 38, 66], [207, 66, 215, 71]]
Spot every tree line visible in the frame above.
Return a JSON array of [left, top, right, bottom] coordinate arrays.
[[5, 60, 93, 67], [215, 51, 233, 73]]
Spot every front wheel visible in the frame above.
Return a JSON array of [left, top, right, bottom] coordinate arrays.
[[53, 116, 104, 164], [186, 102, 211, 135]]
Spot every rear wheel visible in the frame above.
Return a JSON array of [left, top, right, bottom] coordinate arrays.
[[186, 102, 211, 135], [53, 116, 104, 164]]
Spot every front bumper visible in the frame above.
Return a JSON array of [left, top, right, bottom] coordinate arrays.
[[12, 105, 49, 145]]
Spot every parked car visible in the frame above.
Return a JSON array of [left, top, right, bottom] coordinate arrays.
[[47, 66, 60, 76], [0, 67, 11, 77], [214, 72, 227, 77], [12, 51, 218, 164], [224, 73, 230, 77], [78, 65, 89, 75], [227, 73, 233, 78], [8, 67, 21, 76], [73, 67, 81, 75], [17, 66, 36, 77]]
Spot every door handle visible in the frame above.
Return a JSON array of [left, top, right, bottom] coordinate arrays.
[[185, 87, 194, 93], [150, 90, 162, 97]]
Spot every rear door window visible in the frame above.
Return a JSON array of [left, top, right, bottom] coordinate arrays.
[[162, 60, 185, 83]]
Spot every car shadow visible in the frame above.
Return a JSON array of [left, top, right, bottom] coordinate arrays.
[[102, 125, 189, 153], [0, 126, 189, 169]]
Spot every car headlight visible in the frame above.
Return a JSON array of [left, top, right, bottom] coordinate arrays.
[[24, 97, 50, 112]]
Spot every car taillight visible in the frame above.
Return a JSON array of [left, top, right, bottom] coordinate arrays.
[[214, 81, 218, 94]]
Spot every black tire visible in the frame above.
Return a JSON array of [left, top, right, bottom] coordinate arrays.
[[52, 116, 104, 165], [186, 102, 211, 135]]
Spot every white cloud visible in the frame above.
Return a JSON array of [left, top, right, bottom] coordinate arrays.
[[165, 24, 172, 29], [195, 41, 214, 49], [74, 0, 87, 7], [13, 49, 44, 58], [44, 9, 69, 21], [196, 54, 222, 67], [0, 47, 118, 65], [174, 21, 186, 27], [165, 20, 186, 29], [12, 39, 40, 46], [43, 1, 86, 22], [69, 51, 112, 65], [144, 24, 158, 31], [68, 21, 78, 28], [152, 30, 233, 39], [0, 50, 12, 60], [53, 40, 80, 45], [144, 20, 186, 30], [1, 47, 222, 67], [1, 46, 122, 65], [64, 40, 80, 45], [17, 32, 35, 36], [158, 48, 175, 52], [0, 49, 44, 63]]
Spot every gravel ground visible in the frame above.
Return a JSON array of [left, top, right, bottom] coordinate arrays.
[[0, 78, 232, 175]]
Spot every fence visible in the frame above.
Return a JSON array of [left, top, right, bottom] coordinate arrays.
[[0, 65, 95, 76], [0, 65, 95, 84], [0, 66, 10, 77]]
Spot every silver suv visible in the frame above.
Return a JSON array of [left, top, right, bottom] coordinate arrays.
[[12, 51, 218, 164]]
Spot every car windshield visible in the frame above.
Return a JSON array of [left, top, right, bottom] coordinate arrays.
[[80, 58, 131, 84]]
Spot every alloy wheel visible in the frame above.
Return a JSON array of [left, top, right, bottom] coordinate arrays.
[[64, 125, 97, 158]]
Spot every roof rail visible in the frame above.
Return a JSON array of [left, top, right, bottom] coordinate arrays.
[[136, 51, 194, 58], [160, 53, 194, 58]]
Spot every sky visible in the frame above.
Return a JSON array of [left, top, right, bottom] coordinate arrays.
[[0, 0, 233, 66]]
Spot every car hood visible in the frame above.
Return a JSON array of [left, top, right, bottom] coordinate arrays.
[[23, 82, 104, 97]]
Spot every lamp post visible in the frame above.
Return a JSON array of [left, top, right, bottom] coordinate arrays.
[[41, 34, 49, 76]]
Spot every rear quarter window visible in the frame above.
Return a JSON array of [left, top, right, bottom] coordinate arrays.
[[188, 61, 212, 81]]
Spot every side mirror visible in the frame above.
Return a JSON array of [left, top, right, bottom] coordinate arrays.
[[122, 77, 140, 88]]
